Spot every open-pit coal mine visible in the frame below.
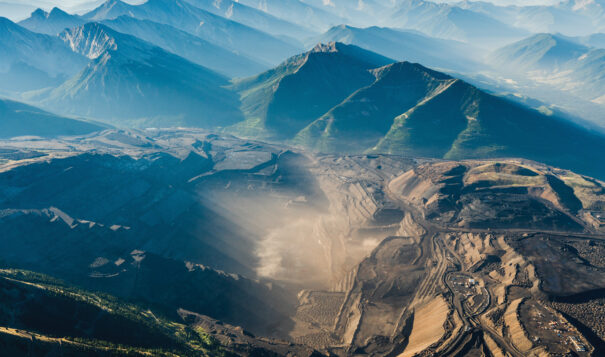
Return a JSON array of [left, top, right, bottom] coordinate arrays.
[[1, 129, 604, 356]]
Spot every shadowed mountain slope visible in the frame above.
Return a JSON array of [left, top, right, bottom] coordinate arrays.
[[0, 269, 244, 356], [0, 98, 106, 138]]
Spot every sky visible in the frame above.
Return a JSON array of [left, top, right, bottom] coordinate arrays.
[[3, 0, 143, 11], [0, 0, 567, 21], [9, 0, 564, 7], [21, 0, 143, 6], [432, 0, 561, 4], [0, 0, 144, 19]]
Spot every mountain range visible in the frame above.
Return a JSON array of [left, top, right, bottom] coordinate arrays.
[[19, 7, 84, 35], [313, 24, 482, 72], [3, 1, 605, 356], [81, 0, 301, 66], [100, 15, 266, 77], [233, 42, 605, 180], [3, 0, 605, 181], [26, 23, 243, 127], [235, 0, 344, 32], [385, 0, 529, 48], [489, 33, 605, 105], [181, 0, 313, 41], [457, 0, 605, 36], [17, 2, 272, 77], [0, 17, 87, 92]]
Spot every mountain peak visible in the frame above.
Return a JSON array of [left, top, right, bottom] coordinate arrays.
[[19, 6, 84, 35], [373, 61, 453, 81], [333, 24, 352, 31], [103, 0, 126, 6], [43, 19, 242, 127], [85, 0, 132, 20], [94, 0, 129, 10], [61, 23, 120, 59], [48, 7, 70, 17], [31, 8, 48, 18], [233, 44, 395, 139], [306, 42, 394, 68], [311, 42, 342, 53]]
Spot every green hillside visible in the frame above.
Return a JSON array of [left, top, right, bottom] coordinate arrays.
[[230, 42, 394, 139], [294, 62, 454, 152], [373, 77, 605, 181], [228, 43, 605, 180]]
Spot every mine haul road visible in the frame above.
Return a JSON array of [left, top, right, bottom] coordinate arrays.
[[381, 181, 596, 357]]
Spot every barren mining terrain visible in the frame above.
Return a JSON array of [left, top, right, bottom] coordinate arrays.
[[0, 129, 603, 356]]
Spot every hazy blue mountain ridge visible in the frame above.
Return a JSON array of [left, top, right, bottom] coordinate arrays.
[[0, 97, 106, 138], [83, 0, 302, 66], [19, 7, 85, 35], [0, 17, 88, 92], [27, 23, 243, 127], [101, 15, 267, 77]]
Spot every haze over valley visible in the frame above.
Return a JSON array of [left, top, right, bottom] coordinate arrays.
[[2, 0, 605, 356]]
